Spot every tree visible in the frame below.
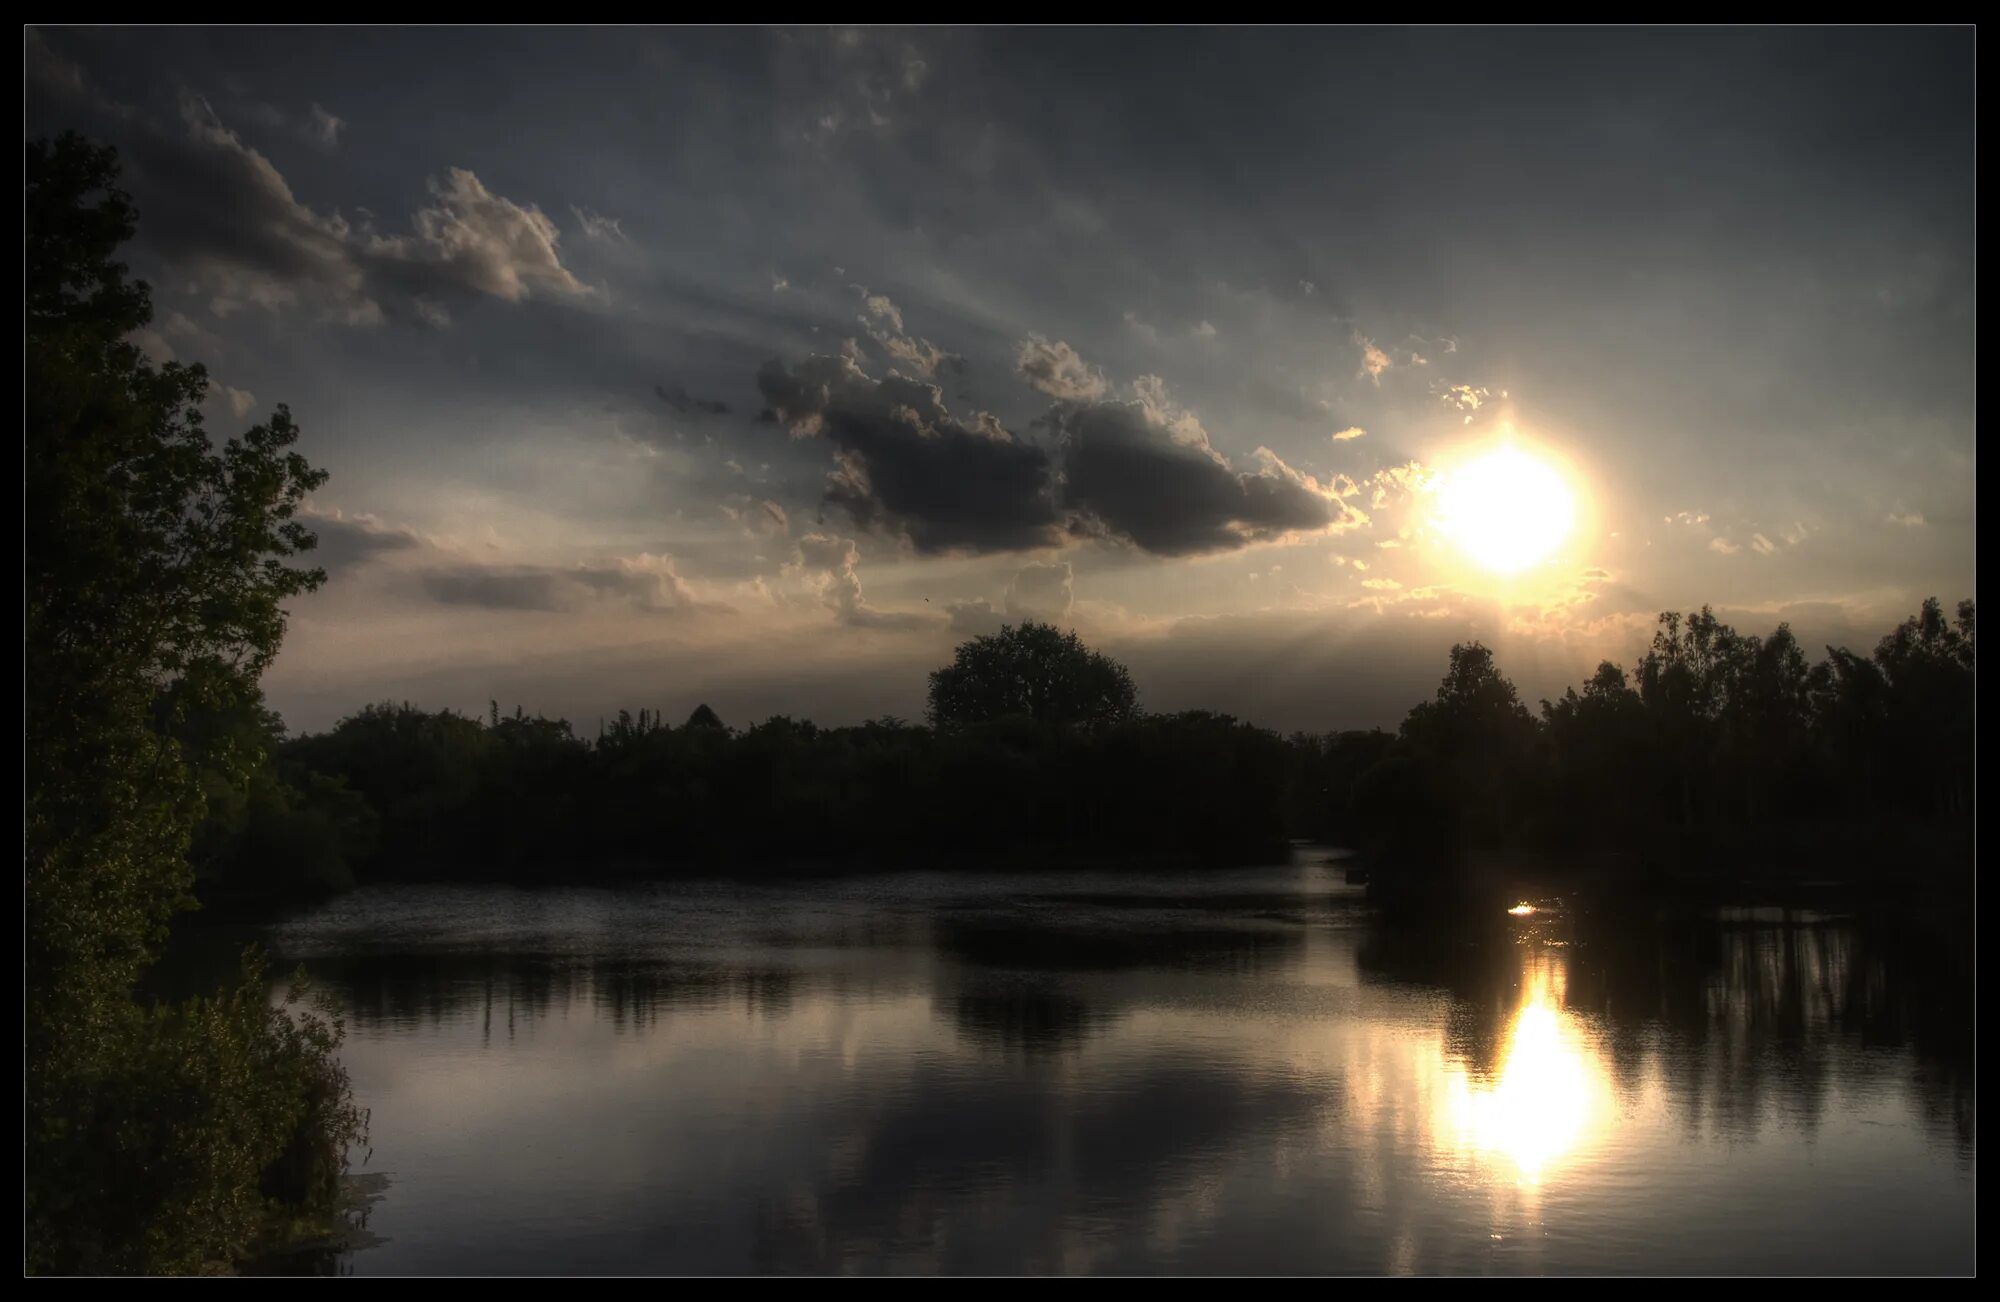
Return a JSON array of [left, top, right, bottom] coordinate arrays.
[[1398, 642, 1539, 851], [1871, 598, 1976, 817], [1634, 607, 1747, 826], [926, 622, 1138, 730], [1540, 661, 1652, 846], [26, 132, 361, 1274]]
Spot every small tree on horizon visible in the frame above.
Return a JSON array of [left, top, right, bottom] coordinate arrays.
[[926, 622, 1138, 730]]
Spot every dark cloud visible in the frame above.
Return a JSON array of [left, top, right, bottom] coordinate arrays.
[[417, 555, 718, 614], [758, 355, 1358, 559], [59, 84, 595, 327], [758, 354, 1063, 555], [420, 566, 568, 612], [304, 513, 423, 575], [1055, 400, 1351, 556]]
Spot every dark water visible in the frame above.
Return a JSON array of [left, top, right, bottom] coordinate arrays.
[[240, 853, 1973, 1275]]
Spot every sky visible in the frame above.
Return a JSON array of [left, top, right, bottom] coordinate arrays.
[[27, 26, 1976, 735]]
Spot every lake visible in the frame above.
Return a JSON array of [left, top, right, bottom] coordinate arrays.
[[232, 851, 1974, 1275]]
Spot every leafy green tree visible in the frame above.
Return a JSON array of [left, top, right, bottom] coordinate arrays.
[[26, 132, 361, 1274], [927, 622, 1138, 730]]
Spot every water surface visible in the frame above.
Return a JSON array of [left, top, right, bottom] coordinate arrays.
[[250, 854, 1974, 1274]]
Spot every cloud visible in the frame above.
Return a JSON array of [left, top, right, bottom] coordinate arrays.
[[26, 28, 87, 96], [1750, 533, 1777, 556], [854, 289, 961, 377], [760, 354, 1364, 559], [420, 566, 569, 611], [1441, 384, 1490, 413], [942, 560, 1076, 636], [1193, 320, 1218, 339], [1365, 460, 1435, 511], [571, 206, 627, 241], [308, 104, 344, 148], [1357, 335, 1392, 381], [418, 553, 715, 614], [1053, 396, 1357, 556], [793, 29, 932, 140], [792, 533, 935, 628], [133, 91, 381, 321], [130, 327, 175, 365], [111, 93, 594, 325], [301, 511, 424, 576], [211, 384, 258, 420], [716, 493, 791, 539], [1331, 426, 1366, 442], [1887, 511, 1927, 527], [945, 598, 1003, 637], [1005, 561, 1075, 622], [757, 353, 1063, 554], [376, 167, 595, 304], [860, 292, 903, 332], [569, 553, 710, 612], [1708, 537, 1742, 555], [1016, 336, 1109, 401]]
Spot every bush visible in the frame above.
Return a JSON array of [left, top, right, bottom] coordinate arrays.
[[26, 953, 367, 1276]]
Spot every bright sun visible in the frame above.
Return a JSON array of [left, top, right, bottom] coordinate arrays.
[[1436, 446, 1575, 575]]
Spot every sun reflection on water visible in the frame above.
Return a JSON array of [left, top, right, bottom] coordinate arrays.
[[1439, 958, 1606, 1185]]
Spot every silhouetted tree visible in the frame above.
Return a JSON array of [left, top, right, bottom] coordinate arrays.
[[1541, 661, 1651, 847], [1872, 598, 1976, 817], [1399, 642, 1538, 849], [927, 622, 1138, 730]]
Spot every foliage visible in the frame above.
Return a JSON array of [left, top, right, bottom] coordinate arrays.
[[221, 595, 1974, 894], [1330, 600, 1975, 875], [26, 132, 361, 1275], [927, 622, 1138, 730], [273, 692, 1294, 879], [27, 958, 367, 1276]]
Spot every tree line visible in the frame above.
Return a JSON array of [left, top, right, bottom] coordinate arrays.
[[1299, 600, 1973, 873], [178, 597, 1974, 911]]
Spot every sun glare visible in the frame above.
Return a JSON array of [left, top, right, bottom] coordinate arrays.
[[1440, 961, 1603, 1185], [1436, 445, 1576, 575]]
